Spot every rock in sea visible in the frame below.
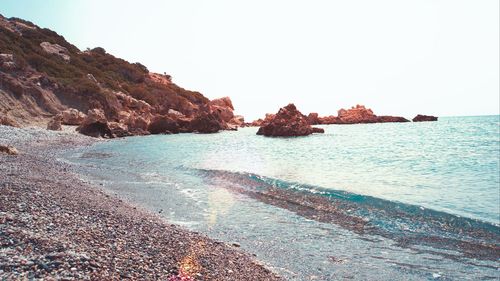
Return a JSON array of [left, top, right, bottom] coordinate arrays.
[[413, 114, 438, 122], [256, 103, 324, 137]]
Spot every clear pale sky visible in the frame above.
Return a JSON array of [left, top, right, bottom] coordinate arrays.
[[2, 0, 499, 120]]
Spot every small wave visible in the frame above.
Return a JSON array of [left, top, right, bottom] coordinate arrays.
[[189, 168, 500, 262], [78, 151, 113, 159]]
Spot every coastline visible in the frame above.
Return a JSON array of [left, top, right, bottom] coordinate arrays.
[[0, 126, 279, 280]]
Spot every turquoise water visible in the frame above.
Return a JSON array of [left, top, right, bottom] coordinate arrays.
[[65, 116, 500, 280]]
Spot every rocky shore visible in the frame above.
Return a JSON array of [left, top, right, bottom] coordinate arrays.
[[0, 126, 279, 280]]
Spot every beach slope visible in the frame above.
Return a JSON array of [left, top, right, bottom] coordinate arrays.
[[0, 126, 279, 280]]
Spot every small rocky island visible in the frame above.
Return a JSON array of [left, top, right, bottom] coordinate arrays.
[[256, 104, 324, 137], [307, 105, 410, 125], [413, 114, 438, 122]]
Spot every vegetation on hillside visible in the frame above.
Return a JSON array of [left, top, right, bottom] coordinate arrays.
[[0, 15, 209, 117]]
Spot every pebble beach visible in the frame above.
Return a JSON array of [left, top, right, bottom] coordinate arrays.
[[0, 125, 280, 280]]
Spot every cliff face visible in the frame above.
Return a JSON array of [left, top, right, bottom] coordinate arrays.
[[0, 15, 238, 136]]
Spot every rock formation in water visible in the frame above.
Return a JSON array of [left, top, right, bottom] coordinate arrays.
[[336, 105, 378, 124], [294, 105, 410, 126], [412, 114, 438, 122], [0, 14, 242, 137], [256, 103, 324, 137], [249, 113, 275, 127]]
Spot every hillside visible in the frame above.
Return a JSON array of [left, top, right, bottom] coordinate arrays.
[[0, 15, 243, 136]]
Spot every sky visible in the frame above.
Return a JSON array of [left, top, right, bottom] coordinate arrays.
[[1, 0, 499, 120]]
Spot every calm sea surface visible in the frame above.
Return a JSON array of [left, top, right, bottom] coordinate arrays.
[[65, 116, 500, 280]]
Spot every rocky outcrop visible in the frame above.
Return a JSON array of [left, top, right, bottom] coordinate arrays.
[[47, 115, 62, 131], [108, 122, 132, 138], [413, 114, 438, 122], [307, 113, 320, 125], [167, 109, 184, 118], [0, 71, 66, 127], [115, 92, 152, 114], [0, 15, 244, 137], [0, 144, 18, 155], [230, 115, 245, 126], [60, 108, 87, 125], [307, 105, 409, 125], [0, 53, 16, 70], [0, 115, 20, 127], [376, 116, 410, 123], [208, 97, 236, 126], [189, 112, 224, 134], [312, 127, 325, 133], [40, 42, 71, 62], [336, 105, 378, 124], [209, 96, 234, 110], [249, 119, 264, 127], [124, 114, 150, 135], [317, 115, 340, 125], [148, 115, 180, 134], [249, 113, 275, 127], [77, 109, 114, 138], [257, 104, 324, 137]]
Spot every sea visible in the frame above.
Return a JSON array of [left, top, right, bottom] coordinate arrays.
[[63, 115, 500, 280]]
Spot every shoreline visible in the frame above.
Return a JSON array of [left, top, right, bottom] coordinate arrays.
[[0, 126, 280, 280]]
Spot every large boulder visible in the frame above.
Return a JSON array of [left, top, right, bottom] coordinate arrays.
[[83, 108, 106, 124], [413, 114, 438, 122], [0, 145, 18, 155], [209, 97, 234, 110], [148, 115, 179, 134], [78, 122, 114, 138], [189, 112, 223, 133], [125, 114, 150, 135], [40, 42, 71, 62], [209, 97, 235, 123], [60, 108, 87, 125], [211, 106, 234, 123], [108, 122, 132, 137], [77, 109, 114, 138], [256, 103, 324, 137]]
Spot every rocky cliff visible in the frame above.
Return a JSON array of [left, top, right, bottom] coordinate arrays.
[[0, 15, 239, 137]]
